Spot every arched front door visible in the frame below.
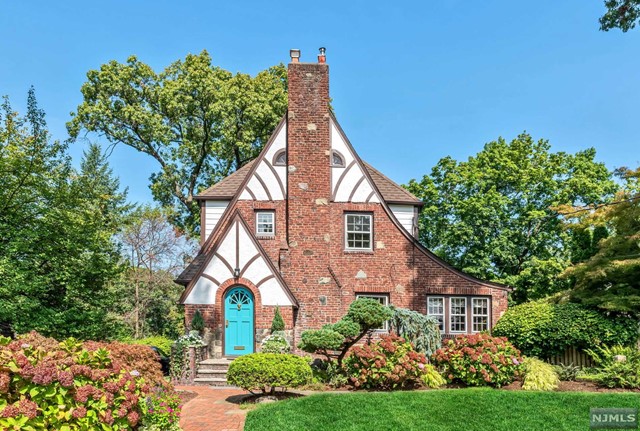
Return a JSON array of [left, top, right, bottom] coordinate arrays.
[[224, 286, 254, 356]]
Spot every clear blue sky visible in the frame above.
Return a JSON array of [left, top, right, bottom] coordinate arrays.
[[1, 1, 639, 204]]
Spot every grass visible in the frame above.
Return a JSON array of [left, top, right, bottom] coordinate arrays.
[[244, 388, 640, 431]]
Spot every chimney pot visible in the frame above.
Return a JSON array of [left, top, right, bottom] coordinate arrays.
[[318, 47, 326, 63], [290, 49, 301, 63]]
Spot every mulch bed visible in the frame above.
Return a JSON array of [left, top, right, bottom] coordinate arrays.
[[501, 380, 640, 393]]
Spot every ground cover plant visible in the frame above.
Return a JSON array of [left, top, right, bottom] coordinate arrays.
[[244, 389, 640, 431]]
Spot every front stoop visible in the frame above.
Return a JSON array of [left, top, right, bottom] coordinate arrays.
[[193, 358, 234, 387]]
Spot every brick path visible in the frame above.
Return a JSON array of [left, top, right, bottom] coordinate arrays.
[[177, 385, 248, 431]]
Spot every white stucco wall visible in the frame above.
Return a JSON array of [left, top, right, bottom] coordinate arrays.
[[204, 200, 229, 241]]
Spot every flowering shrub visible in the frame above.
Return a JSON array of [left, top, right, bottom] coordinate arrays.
[[343, 334, 430, 390], [139, 388, 182, 431], [431, 333, 523, 387], [261, 332, 291, 354]]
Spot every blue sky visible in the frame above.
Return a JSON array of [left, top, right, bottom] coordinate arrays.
[[1, 1, 639, 204]]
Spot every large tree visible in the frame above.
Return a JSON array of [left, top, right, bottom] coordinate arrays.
[[0, 91, 130, 338], [67, 50, 288, 235], [561, 167, 640, 313], [600, 0, 640, 32], [405, 133, 616, 302]]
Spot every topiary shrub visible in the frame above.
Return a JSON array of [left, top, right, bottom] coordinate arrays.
[[226, 353, 312, 395], [521, 357, 559, 391], [493, 300, 638, 359], [190, 309, 205, 333], [271, 306, 285, 333], [298, 298, 393, 366], [261, 332, 291, 354], [431, 333, 523, 387], [343, 334, 430, 390], [389, 306, 441, 356]]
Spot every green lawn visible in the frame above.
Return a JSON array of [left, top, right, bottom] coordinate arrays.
[[244, 388, 640, 431]]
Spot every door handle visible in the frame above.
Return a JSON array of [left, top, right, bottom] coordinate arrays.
[[225, 320, 229, 328]]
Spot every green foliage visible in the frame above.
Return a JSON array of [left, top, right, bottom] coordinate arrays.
[[68, 51, 288, 235], [405, 133, 616, 302], [421, 364, 446, 389], [553, 363, 581, 381], [271, 306, 285, 333], [0, 332, 171, 430], [0, 91, 130, 339], [562, 167, 640, 314], [261, 332, 291, 354], [389, 306, 441, 356], [190, 310, 205, 333], [492, 300, 638, 359], [584, 345, 640, 389], [139, 389, 182, 431], [226, 353, 312, 395], [170, 333, 205, 382], [343, 334, 430, 390], [125, 336, 174, 357], [432, 334, 523, 387], [298, 298, 393, 366], [521, 358, 559, 391], [600, 0, 640, 32]]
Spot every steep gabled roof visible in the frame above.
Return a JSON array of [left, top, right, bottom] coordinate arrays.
[[195, 159, 258, 200], [362, 162, 422, 206]]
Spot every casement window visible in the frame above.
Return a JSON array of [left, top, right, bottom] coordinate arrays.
[[273, 150, 286, 166], [345, 213, 372, 250], [472, 298, 489, 333], [427, 297, 445, 332], [356, 294, 389, 331], [449, 297, 467, 333], [256, 211, 275, 236]]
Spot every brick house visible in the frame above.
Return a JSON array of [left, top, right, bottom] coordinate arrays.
[[176, 48, 510, 358]]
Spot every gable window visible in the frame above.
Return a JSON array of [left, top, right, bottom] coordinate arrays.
[[345, 213, 372, 250], [331, 150, 345, 167], [273, 150, 286, 166], [449, 297, 467, 333], [256, 211, 275, 236], [356, 294, 389, 331], [472, 298, 489, 333], [427, 297, 445, 332]]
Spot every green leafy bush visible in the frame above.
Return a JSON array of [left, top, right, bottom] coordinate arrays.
[[139, 388, 182, 431], [343, 334, 429, 390], [227, 353, 312, 395], [493, 300, 637, 359], [584, 345, 640, 389], [521, 357, 559, 391], [125, 336, 174, 357], [553, 363, 581, 381], [271, 306, 285, 333], [432, 334, 523, 387], [261, 332, 291, 354], [190, 309, 205, 333], [0, 333, 160, 430], [421, 364, 446, 389], [389, 307, 441, 356]]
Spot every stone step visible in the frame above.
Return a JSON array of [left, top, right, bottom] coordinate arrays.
[[193, 377, 228, 387], [196, 369, 227, 377], [197, 359, 233, 372]]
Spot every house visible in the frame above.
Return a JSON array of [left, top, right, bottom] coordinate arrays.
[[176, 48, 510, 358]]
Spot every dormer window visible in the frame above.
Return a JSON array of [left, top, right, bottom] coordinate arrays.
[[331, 150, 345, 167], [273, 150, 286, 166]]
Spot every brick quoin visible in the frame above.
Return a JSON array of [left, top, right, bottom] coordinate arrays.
[[179, 49, 509, 357]]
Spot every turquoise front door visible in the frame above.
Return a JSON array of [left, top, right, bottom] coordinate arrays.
[[224, 287, 254, 356]]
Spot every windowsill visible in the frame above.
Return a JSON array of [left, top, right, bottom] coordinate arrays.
[[256, 235, 276, 240], [344, 249, 374, 254]]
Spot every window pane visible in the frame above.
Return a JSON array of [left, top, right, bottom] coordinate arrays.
[[427, 297, 444, 331], [256, 212, 274, 235], [345, 214, 372, 249], [450, 297, 466, 332], [472, 298, 489, 332]]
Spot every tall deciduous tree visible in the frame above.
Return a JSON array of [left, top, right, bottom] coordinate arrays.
[[67, 51, 288, 235], [405, 133, 616, 302], [600, 0, 640, 32], [562, 167, 640, 313]]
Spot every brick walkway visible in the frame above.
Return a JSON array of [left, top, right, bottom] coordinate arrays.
[[177, 385, 248, 431]]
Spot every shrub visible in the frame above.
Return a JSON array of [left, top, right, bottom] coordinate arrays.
[[261, 332, 291, 354], [126, 336, 174, 357], [299, 298, 393, 366], [190, 310, 205, 333], [309, 360, 348, 388], [493, 300, 637, 359], [343, 334, 429, 390], [0, 334, 150, 430], [584, 345, 640, 389], [553, 363, 581, 381], [521, 357, 559, 391], [271, 307, 285, 333], [139, 387, 182, 431], [389, 307, 441, 356], [431, 333, 523, 387], [421, 364, 446, 389], [227, 353, 312, 395]]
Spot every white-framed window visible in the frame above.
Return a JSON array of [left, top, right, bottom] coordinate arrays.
[[356, 294, 389, 331], [472, 297, 489, 333], [331, 150, 345, 167], [449, 297, 467, 333], [426, 297, 445, 332], [273, 150, 286, 166], [256, 211, 275, 236], [345, 213, 372, 250]]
